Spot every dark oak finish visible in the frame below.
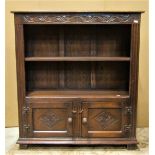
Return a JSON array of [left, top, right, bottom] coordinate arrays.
[[26, 90, 129, 101], [28, 102, 73, 138], [14, 12, 141, 149], [25, 62, 129, 91], [14, 22, 26, 138], [14, 13, 141, 24], [82, 101, 130, 138]]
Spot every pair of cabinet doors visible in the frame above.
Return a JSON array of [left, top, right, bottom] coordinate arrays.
[[25, 99, 131, 139]]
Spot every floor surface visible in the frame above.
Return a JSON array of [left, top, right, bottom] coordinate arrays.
[[6, 127, 148, 155]]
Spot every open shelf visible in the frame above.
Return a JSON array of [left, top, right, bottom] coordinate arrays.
[[25, 56, 131, 62], [24, 24, 131, 57], [24, 24, 131, 96], [26, 90, 129, 99], [25, 61, 129, 91]]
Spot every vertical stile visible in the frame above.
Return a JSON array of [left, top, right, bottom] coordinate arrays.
[[15, 16, 26, 137], [130, 23, 140, 137], [59, 27, 65, 88], [91, 27, 96, 89], [81, 102, 88, 138]]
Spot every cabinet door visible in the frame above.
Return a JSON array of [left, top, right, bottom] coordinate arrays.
[[27, 102, 73, 138], [81, 101, 131, 138]]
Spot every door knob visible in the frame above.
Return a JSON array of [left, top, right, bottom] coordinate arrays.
[[68, 117, 72, 123], [82, 117, 87, 123]]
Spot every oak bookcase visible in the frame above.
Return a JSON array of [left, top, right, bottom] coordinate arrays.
[[14, 12, 141, 149]]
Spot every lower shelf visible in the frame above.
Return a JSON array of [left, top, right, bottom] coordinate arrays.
[[26, 90, 129, 99]]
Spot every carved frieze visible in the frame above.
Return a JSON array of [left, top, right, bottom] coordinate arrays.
[[22, 13, 140, 24]]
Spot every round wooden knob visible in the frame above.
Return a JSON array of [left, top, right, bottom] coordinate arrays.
[[68, 117, 72, 123], [82, 117, 87, 123]]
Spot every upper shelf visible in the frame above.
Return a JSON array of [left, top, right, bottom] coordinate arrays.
[[25, 57, 131, 62]]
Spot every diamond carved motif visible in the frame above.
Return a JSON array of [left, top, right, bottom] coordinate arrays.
[[40, 112, 60, 128], [95, 111, 119, 129]]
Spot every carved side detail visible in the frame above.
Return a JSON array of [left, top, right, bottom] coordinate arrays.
[[94, 111, 119, 129], [23, 14, 139, 24], [40, 112, 60, 128], [23, 124, 30, 135], [22, 106, 30, 114], [22, 106, 30, 137], [124, 106, 132, 115], [124, 124, 132, 136]]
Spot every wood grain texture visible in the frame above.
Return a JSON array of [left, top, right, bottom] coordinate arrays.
[[14, 21, 26, 138], [24, 24, 131, 58], [24, 25, 59, 57], [17, 137, 138, 145], [25, 62, 129, 90], [25, 57, 130, 61], [28, 102, 73, 138], [26, 90, 129, 99], [64, 25, 92, 57], [65, 62, 91, 89], [96, 25, 131, 57], [26, 62, 59, 90], [95, 62, 129, 90], [82, 101, 130, 138], [129, 24, 140, 138]]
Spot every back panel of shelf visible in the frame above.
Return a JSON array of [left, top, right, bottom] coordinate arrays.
[[24, 24, 131, 57], [25, 61, 129, 91], [24, 25, 59, 57]]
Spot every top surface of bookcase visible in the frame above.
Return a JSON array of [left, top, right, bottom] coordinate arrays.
[[14, 12, 141, 24]]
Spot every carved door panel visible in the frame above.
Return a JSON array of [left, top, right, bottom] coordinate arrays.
[[27, 102, 73, 138], [81, 101, 132, 138]]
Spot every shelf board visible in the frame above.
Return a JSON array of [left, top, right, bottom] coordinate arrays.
[[25, 57, 130, 62], [26, 90, 129, 99]]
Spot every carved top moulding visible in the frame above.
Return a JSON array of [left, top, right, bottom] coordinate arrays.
[[14, 13, 141, 24]]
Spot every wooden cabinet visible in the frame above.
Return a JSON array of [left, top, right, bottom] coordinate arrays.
[[14, 12, 141, 149], [25, 98, 131, 139]]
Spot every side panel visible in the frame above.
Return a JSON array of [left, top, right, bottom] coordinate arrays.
[[14, 15, 26, 138], [129, 23, 140, 137]]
